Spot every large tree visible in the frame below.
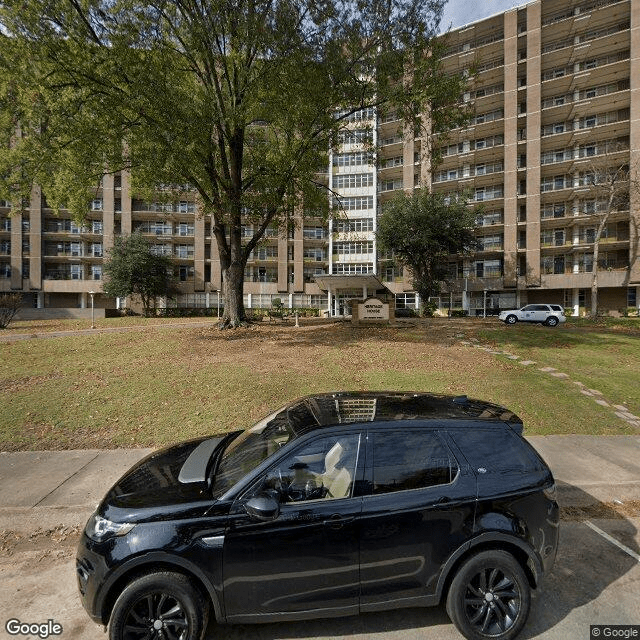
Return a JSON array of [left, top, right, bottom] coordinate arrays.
[[0, 0, 468, 327], [103, 231, 177, 316], [377, 190, 477, 310]]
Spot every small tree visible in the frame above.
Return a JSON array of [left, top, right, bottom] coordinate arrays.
[[377, 191, 476, 313], [578, 142, 630, 318], [0, 292, 22, 329], [103, 232, 177, 316]]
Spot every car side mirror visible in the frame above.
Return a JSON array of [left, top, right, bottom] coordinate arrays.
[[244, 493, 280, 522]]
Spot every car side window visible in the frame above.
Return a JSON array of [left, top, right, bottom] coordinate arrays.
[[521, 305, 535, 311], [448, 428, 544, 474], [256, 433, 361, 504], [371, 431, 458, 495]]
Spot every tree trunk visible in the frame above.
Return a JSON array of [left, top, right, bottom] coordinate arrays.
[[590, 253, 599, 319], [220, 260, 247, 328]]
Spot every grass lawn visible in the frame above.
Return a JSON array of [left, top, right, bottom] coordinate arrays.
[[0, 318, 638, 450], [477, 317, 640, 421]]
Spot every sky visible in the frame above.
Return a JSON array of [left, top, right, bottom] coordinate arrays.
[[440, 0, 530, 31]]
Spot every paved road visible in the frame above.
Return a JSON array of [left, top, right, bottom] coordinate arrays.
[[1, 437, 639, 639]]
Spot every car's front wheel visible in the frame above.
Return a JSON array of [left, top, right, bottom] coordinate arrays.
[[446, 550, 531, 640], [108, 571, 208, 640], [545, 316, 559, 327], [504, 315, 518, 325]]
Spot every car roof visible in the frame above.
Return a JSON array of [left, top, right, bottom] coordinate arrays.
[[275, 392, 522, 434]]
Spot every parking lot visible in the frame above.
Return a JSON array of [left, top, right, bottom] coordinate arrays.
[[1, 438, 639, 640]]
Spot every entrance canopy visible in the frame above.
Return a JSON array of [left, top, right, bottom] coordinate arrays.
[[314, 274, 391, 317]]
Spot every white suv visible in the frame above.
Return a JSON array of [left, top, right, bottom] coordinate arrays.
[[499, 304, 566, 327]]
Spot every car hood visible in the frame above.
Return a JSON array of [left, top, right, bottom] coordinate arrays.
[[99, 436, 227, 522]]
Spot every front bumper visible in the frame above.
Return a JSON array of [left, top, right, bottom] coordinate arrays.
[[76, 533, 113, 624]]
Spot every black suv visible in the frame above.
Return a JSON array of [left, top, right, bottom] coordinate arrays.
[[77, 392, 559, 640]]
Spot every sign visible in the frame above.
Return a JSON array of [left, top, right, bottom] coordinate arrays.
[[358, 297, 389, 321]]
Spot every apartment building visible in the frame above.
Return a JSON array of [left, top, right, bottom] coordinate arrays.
[[1, 0, 639, 316]]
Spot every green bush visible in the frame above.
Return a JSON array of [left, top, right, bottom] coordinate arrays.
[[421, 300, 438, 318], [450, 308, 466, 318]]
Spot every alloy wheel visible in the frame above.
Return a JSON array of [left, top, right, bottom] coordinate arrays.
[[123, 592, 189, 640], [462, 566, 521, 637]]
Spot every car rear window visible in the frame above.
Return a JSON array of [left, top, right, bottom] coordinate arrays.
[[371, 430, 458, 494], [448, 428, 544, 475]]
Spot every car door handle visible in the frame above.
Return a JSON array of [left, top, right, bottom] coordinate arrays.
[[323, 514, 355, 530]]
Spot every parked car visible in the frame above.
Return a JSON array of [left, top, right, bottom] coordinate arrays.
[[499, 304, 566, 327], [77, 392, 559, 640]]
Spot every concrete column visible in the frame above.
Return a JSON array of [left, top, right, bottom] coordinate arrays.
[[288, 293, 293, 309], [102, 173, 115, 254], [525, 1, 542, 286], [636, 285, 640, 314], [572, 288, 580, 317], [36, 292, 44, 308], [503, 9, 519, 287], [29, 184, 42, 291], [80, 292, 87, 309], [247, 293, 252, 309], [327, 288, 332, 317], [194, 213, 205, 291], [363, 286, 368, 299], [293, 205, 304, 293], [120, 171, 132, 235], [10, 208, 22, 289], [629, 0, 640, 285], [277, 224, 288, 292]]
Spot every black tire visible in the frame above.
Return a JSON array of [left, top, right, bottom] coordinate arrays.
[[108, 571, 208, 640], [505, 315, 517, 325], [446, 550, 531, 640], [545, 316, 559, 327]]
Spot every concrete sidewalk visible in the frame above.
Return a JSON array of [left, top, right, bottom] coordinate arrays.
[[0, 435, 639, 509]]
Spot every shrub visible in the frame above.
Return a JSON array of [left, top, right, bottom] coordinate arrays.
[[450, 308, 466, 318], [421, 300, 438, 318], [0, 293, 22, 329]]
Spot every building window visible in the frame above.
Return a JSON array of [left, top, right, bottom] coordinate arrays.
[[628, 288, 637, 308], [333, 195, 374, 211], [303, 226, 326, 239], [91, 199, 103, 211], [303, 247, 326, 261], [91, 265, 102, 280]]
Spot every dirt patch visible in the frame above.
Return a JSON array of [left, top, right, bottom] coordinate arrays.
[[0, 525, 81, 557], [560, 500, 640, 521]]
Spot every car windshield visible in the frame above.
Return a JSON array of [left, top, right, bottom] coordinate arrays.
[[211, 406, 296, 498]]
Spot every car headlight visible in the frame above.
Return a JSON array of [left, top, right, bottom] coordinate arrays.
[[85, 513, 135, 542]]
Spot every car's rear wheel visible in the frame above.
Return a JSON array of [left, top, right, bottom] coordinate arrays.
[[108, 571, 208, 640], [505, 315, 518, 325], [446, 550, 530, 640], [545, 316, 559, 327]]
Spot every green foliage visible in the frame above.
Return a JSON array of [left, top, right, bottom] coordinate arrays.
[[450, 308, 466, 318], [0, 0, 469, 327], [102, 232, 177, 316], [421, 300, 438, 317], [377, 190, 477, 302], [0, 292, 22, 329]]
